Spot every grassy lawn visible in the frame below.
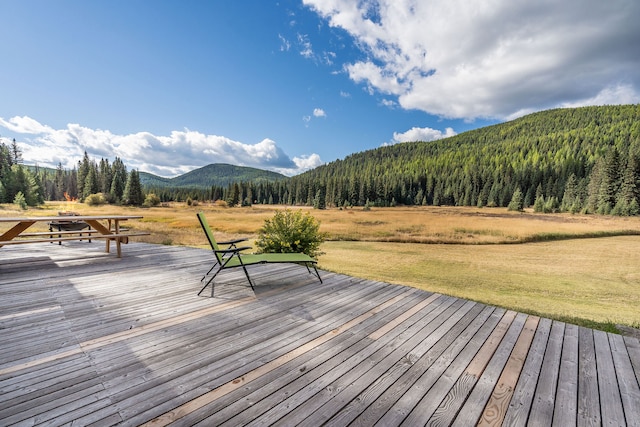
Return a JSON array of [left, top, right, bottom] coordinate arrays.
[[2, 201, 639, 332]]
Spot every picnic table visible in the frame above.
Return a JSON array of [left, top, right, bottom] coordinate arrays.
[[0, 215, 149, 257]]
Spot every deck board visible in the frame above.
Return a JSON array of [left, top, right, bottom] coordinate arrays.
[[1, 242, 639, 426]]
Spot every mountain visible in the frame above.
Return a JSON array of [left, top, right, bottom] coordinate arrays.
[[139, 163, 288, 189]]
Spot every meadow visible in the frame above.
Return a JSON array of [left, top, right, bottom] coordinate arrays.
[[2, 201, 639, 333]]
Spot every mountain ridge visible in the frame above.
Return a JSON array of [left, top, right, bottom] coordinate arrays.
[[139, 163, 288, 189]]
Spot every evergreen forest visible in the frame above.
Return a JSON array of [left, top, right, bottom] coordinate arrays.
[[288, 104, 640, 215], [2, 104, 640, 215]]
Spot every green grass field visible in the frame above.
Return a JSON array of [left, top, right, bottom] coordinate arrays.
[[2, 201, 639, 332]]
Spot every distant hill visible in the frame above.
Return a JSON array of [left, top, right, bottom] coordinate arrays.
[[139, 163, 288, 189]]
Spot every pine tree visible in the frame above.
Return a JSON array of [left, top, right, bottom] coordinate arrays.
[[586, 157, 605, 213], [508, 188, 524, 211], [123, 169, 144, 206], [11, 139, 22, 164], [110, 158, 127, 202], [561, 174, 578, 212], [99, 158, 112, 195], [313, 185, 326, 209], [614, 152, 640, 215], [77, 152, 91, 201], [227, 183, 240, 206], [54, 163, 65, 200], [596, 148, 620, 214], [83, 166, 99, 199], [619, 153, 640, 204]]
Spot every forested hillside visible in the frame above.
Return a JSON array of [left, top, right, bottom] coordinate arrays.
[[285, 104, 640, 214]]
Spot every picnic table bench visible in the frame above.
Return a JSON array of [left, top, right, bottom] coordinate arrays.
[[0, 215, 149, 257]]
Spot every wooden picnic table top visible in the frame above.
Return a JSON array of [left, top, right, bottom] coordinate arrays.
[[0, 215, 143, 222]]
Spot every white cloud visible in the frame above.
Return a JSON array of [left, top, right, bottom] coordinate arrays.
[[278, 34, 291, 52], [380, 98, 396, 108], [276, 153, 324, 176], [297, 33, 314, 59], [313, 108, 327, 118], [560, 83, 640, 110], [303, 108, 327, 126], [389, 126, 457, 145], [304, 0, 640, 121], [0, 116, 321, 177]]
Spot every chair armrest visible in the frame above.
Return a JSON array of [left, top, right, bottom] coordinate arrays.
[[214, 246, 252, 255], [218, 238, 248, 246]]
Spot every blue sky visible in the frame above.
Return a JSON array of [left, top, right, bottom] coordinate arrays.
[[1, 0, 639, 177]]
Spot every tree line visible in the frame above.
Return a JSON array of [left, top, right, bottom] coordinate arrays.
[[3, 104, 640, 216], [190, 105, 640, 215], [0, 142, 146, 207]]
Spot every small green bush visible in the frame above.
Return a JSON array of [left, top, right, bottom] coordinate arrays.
[[85, 193, 107, 206], [255, 209, 325, 258], [13, 191, 27, 210], [143, 193, 161, 207]]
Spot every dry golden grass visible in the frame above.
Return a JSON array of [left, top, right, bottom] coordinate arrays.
[[2, 201, 639, 331]]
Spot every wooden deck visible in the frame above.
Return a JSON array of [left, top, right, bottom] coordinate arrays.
[[1, 242, 639, 426]]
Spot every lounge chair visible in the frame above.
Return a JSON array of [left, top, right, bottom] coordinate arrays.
[[196, 212, 322, 297]]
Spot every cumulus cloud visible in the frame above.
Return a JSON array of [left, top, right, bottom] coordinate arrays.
[[304, 0, 640, 121], [0, 116, 322, 177], [389, 126, 457, 145]]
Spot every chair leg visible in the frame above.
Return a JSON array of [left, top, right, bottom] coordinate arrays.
[[239, 263, 255, 290], [198, 264, 224, 297], [201, 261, 220, 282], [311, 264, 322, 283], [198, 275, 215, 297]]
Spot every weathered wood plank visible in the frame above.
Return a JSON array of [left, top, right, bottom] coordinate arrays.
[[623, 334, 640, 385], [609, 334, 640, 427], [552, 322, 579, 427], [527, 320, 565, 427], [501, 317, 552, 427], [593, 330, 626, 426], [577, 326, 601, 427], [477, 315, 539, 426], [113, 278, 410, 424]]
